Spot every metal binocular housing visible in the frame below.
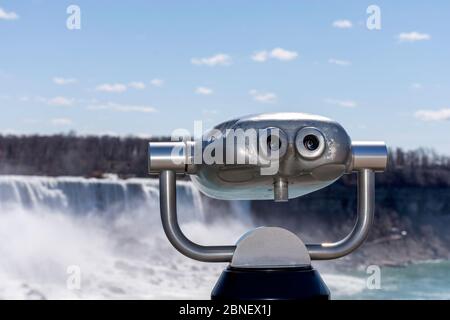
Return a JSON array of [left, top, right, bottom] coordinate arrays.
[[149, 113, 388, 265]]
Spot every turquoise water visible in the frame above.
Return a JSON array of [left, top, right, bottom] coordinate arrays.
[[323, 261, 450, 300]]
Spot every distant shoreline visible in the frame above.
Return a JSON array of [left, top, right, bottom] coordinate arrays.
[[1, 134, 450, 187]]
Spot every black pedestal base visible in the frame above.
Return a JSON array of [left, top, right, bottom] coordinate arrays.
[[211, 266, 330, 300]]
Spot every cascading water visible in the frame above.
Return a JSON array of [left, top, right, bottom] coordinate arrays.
[[0, 175, 249, 299], [0, 176, 199, 219], [0, 175, 448, 299]]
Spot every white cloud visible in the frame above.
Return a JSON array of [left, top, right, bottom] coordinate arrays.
[[23, 118, 40, 124], [95, 83, 128, 93], [328, 58, 351, 66], [251, 51, 270, 62], [135, 133, 153, 139], [35, 96, 48, 103], [128, 81, 146, 90], [411, 83, 423, 90], [251, 48, 298, 62], [202, 109, 219, 116], [397, 32, 431, 42], [87, 102, 157, 113], [51, 118, 73, 126], [150, 78, 164, 87], [195, 87, 213, 95], [0, 7, 19, 20], [332, 20, 353, 29], [191, 53, 232, 66], [53, 77, 78, 85], [76, 130, 120, 137], [47, 96, 74, 106], [96, 81, 154, 92], [324, 98, 357, 108], [414, 108, 450, 121], [249, 90, 277, 104], [16, 96, 41, 103], [270, 48, 298, 61]]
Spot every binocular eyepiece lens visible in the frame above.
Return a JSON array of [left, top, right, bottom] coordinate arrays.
[[267, 135, 282, 151], [260, 128, 288, 160], [303, 135, 320, 151], [295, 127, 326, 159]]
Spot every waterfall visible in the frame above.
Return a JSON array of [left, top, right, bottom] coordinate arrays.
[[0, 175, 250, 299], [0, 175, 205, 222]]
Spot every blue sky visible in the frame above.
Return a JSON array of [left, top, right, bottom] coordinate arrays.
[[0, 1, 449, 153]]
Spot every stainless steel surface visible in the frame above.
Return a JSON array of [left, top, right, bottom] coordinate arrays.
[[159, 170, 235, 262], [231, 227, 311, 269], [190, 113, 352, 201], [351, 141, 388, 172], [157, 168, 376, 262], [149, 141, 195, 174], [273, 177, 289, 202], [148, 142, 187, 173], [306, 169, 375, 260]]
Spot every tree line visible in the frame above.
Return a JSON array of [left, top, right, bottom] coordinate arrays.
[[0, 134, 449, 186]]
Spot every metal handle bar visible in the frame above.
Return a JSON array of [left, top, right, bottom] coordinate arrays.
[[159, 169, 375, 262]]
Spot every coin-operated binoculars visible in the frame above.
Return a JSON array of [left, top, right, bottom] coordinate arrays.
[[149, 113, 387, 300]]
